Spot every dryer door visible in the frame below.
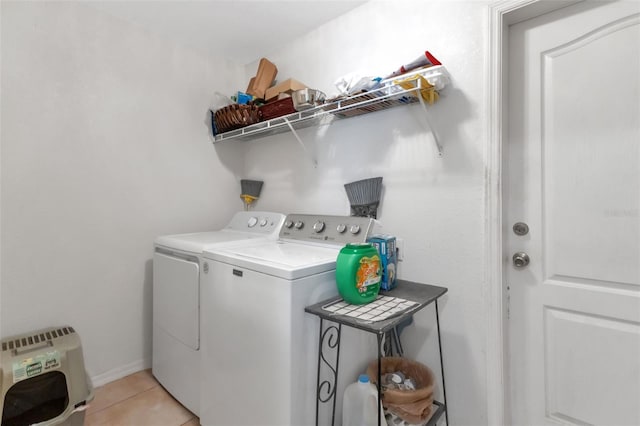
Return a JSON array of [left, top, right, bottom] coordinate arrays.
[[153, 251, 199, 350]]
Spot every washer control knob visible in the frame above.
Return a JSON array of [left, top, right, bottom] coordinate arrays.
[[336, 224, 347, 233], [259, 218, 268, 227], [313, 221, 325, 233], [294, 221, 304, 230], [248, 217, 258, 228], [349, 224, 361, 235], [284, 220, 293, 228]]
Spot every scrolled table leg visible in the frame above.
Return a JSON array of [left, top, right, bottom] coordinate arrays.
[[315, 319, 341, 426]]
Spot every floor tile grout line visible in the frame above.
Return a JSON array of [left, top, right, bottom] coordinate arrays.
[[87, 384, 196, 426], [86, 384, 160, 420], [86, 382, 160, 417], [179, 415, 198, 426]]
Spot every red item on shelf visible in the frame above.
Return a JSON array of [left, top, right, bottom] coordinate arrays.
[[385, 51, 442, 79], [259, 97, 296, 121]]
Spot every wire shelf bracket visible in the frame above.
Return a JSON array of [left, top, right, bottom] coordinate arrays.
[[283, 117, 318, 167]]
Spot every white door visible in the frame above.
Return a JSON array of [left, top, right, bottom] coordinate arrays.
[[505, 1, 640, 425]]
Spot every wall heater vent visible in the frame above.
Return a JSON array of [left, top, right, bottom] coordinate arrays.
[[1, 326, 75, 352]]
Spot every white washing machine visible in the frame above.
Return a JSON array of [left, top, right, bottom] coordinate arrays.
[[200, 214, 382, 426], [152, 211, 285, 415]]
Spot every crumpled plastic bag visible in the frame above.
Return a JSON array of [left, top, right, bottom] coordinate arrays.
[[334, 72, 380, 95]]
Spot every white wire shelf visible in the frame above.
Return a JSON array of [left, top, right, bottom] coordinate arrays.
[[211, 66, 450, 158]]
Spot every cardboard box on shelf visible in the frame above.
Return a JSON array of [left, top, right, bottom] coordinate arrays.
[[367, 235, 398, 291], [265, 78, 307, 101], [246, 58, 278, 99]]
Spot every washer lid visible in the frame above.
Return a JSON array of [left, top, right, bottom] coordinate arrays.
[[204, 240, 340, 280], [154, 211, 286, 254], [154, 230, 267, 254]]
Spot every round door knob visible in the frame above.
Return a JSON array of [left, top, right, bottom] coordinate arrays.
[[349, 224, 361, 235], [313, 221, 325, 233], [294, 221, 304, 230], [513, 252, 530, 268], [284, 220, 293, 228]]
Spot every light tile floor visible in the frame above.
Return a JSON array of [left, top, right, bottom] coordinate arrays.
[[85, 369, 198, 426]]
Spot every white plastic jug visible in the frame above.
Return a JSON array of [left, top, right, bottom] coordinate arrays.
[[342, 374, 388, 426]]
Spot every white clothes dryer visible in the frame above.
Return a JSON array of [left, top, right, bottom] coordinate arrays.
[[200, 214, 382, 426], [152, 211, 285, 415]]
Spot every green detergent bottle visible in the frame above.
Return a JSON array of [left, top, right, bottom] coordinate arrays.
[[336, 243, 382, 305]]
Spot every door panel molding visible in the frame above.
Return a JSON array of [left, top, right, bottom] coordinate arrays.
[[544, 12, 639, 59], [544, 307, 640, 425], [545, 275, 640, 294]]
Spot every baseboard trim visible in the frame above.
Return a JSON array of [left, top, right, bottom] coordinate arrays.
[[90, 358, 151, 388]]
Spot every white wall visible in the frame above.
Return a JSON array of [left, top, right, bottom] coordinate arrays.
[[242, 1, 490, 424], [0, 1, 244, 384]]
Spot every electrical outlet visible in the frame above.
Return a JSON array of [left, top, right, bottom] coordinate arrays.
[[396, 238, 405, 261]]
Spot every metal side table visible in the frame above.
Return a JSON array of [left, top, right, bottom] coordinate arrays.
[[305, 279, 448, 426]]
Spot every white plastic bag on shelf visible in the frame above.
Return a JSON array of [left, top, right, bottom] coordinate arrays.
[[334, 72, 381, 95]]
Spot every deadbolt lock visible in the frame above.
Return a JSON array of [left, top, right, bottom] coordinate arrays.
[[513, 252, 530, 268], [513, 222, 529, 236]]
